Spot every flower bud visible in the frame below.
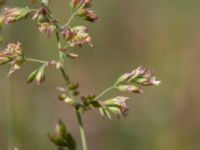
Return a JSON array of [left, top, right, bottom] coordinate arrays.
[[35, 67, 45, 85], [8, 58, 23, 76], [0, 57, 10, 65], [68, 26, 93, 47], [71, 0, 80, 9], [68, 83, 79, 91], [66, 53, 79, 59], [117, 85, 143, 94], [32, 8, 48, 22], [38, 23, 55, 35], [136, 77, 161, 86], [64, 97, 74, 104], [103, 96, 129, 117], [77, 8, 98, 22], [57, 87, 67, 92], [115, 66, 161, 88], [56, 120, 67, 139], [115, 72, 135, 85], [2, 7, 31, 24], [48, 121, 68, 147], [48, 134, 68, 147], [27, 70, 39, 83], [130, 67, 161, 86], [0, 42, 24, 76], [59, 93, 75, 106], [81, 0, 92, 8], [48, 120, 76, 149], [61, 28, 76, 42]]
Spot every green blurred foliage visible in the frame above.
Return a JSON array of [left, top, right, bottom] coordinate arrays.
[[1, 0, 200, 150]]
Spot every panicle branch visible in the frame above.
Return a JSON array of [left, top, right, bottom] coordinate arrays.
[[0, 1, 160, 150]]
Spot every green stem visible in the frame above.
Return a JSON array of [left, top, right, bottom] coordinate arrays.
[[94, 86, 115, 101], [55, 31, 64, 62], [55, 23, 89, 150], [25, 58, 47, 64], [62, 3, 84, 28], [75, 109, 88, 150], [55, 30, 71, 85]]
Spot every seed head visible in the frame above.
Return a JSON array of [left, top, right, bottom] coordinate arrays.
[[1, 7, 31, 24], [38, 23, 55, 35], [116, 66, 161, 87], [68, 26, 93, 47], [71, 0, 80, 9], [77, 8, 98, 22], [61, 28, 76, 42], [130, 67, 161, 86], [117, 85, 143, 94], [102, 96, 129, 117], [0, 42, 24, 76]]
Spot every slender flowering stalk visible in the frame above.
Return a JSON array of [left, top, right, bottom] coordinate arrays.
[[25, 58, 48, 64], [0, 1, 160, 150], [94, 86, 115, 101]]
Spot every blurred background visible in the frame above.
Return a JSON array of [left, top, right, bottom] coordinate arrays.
[[1, 0, 200, 150]]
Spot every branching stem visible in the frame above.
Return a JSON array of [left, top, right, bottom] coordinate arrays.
[[62, 3, 84, 28], [55, 22, 89, 150], [25, 58, 47, 64], [94, 86, 115, 101]]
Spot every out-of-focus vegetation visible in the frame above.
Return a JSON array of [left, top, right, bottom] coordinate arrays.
[[1, 0, 200, 150]]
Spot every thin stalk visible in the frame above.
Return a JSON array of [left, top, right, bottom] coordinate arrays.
[[25, 58, 47, 64], [62, 3, 84, 28], [75, 109, 88, 150], [55, 30, 71, 85], [55, 25, 89, 150], [55, 31, 64, 62], [94, 86, 115, 101]]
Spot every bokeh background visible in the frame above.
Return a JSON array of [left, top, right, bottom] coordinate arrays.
[[1, 0, 200, 150]]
